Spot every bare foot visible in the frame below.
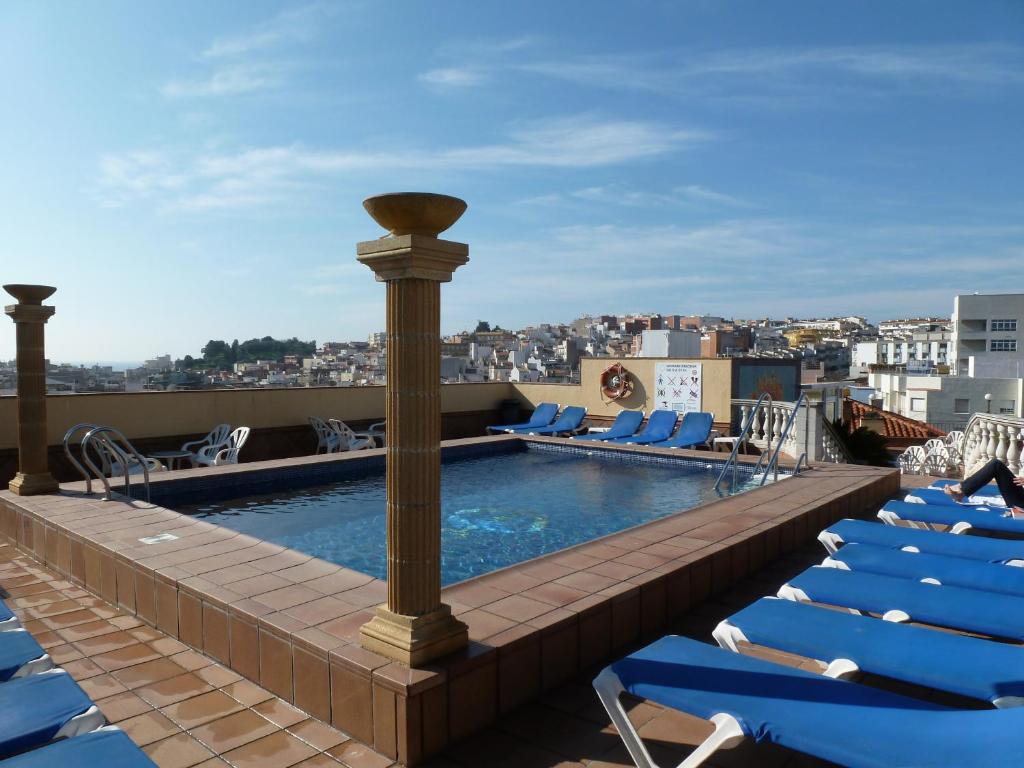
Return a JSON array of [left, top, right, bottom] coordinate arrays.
[[943, 484, 965, 503], [1012, 507, 1024, 520]]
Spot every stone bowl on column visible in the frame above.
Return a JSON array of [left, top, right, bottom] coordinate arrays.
[[363, 193, 467, 237]]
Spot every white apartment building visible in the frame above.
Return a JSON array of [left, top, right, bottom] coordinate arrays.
[[952, 293, 1024, 377], [870, 371, 1022, 430], [851, 326, 951, 376]]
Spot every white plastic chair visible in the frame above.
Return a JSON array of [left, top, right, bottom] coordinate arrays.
[[328, 419, 373, 452], [354, 421, 386, 448], [923, 444, 955, 476], [310, 417, 342, 454], [182, 423, 231, 467], [194, 427, 250, 466], [897, 445, 926, 474]]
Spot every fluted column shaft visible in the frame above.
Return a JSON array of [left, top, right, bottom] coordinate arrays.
[[355, 234, 469, 666], [4, 285, 58, 496], [385, 277, 442, 615]]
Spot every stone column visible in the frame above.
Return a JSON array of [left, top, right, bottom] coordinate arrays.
[[356, 194, 469, 666], [4, 285, 58, 495]]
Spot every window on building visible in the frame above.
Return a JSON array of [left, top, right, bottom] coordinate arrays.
[[954, 398, 971, 414], [910, 397, 925, 411], [991, 320, 1018, 331], [991, 339, 1018, 352]]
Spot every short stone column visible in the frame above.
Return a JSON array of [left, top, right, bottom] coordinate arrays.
[[4, 285, 58, 495], [356, 193, 469, 666]]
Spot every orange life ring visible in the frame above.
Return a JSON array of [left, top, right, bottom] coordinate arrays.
[[600, 363, 634, 400]]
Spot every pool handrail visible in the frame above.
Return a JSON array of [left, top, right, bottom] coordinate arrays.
[[714, 392, 771, 493], [80, 426, 153, 503], [759, 392, 810, 485], [63, 423, 102, 494]]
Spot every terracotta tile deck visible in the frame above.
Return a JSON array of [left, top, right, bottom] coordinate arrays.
[[0, 439, 900, 764], [0, 542, 395, 768]]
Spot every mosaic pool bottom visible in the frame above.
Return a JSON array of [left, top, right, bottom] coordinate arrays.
[[171, 444, 769, 585]]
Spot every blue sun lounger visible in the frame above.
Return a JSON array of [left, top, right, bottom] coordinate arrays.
[[1, 727, 157, 767], [931, 478, 1000, 497], [607, 409, 679, 445], [0, 630, 52, 682], [779, 565, 1024, 641], [824, 542, 1024, 598], [520, 406, 587, 436], [485, 402, 559, 434], [909, 487, 1007, 507], [0, 670, 104, 757], [713, 596, 1024, 707], [650, 411, 714, 449], [879, 499, 1024, 536], [571, 410, 645, 442], [595, 634, 1024, 768], [819, 518, 1024, 564]]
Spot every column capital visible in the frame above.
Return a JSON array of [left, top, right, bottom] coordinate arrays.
[[357, 235, 468, 283], [5, 304, 55, 324]]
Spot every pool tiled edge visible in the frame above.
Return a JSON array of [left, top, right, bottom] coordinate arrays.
[[0, 440, 899, 766]]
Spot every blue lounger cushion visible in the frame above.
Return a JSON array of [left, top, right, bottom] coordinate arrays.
[[0, 671, 99, 757], [572, 410, 644, 442], [0, 630, 50, 682], [0, 728, 157, 767], [519, 406, 587, 436], [650, 411, 714, 449], [879, 500, 1024, 536], [931, 479, 1000, 496], [819, 518, 1024, 564], [910, 487, 1007, 507], [828, 542, 1024, 598], [485, 402, 559, 434], [781, 565, 1024, 641], [716, 597, 1024, 706], [607, 409, 679, 445], [597, 634, 1024, 768]]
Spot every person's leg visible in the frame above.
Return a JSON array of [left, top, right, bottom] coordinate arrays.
[[955, 458, 1024, 506]]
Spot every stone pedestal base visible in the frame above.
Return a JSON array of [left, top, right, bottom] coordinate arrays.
[[359, 603, 468, 667], [8, 471, 58, 496]]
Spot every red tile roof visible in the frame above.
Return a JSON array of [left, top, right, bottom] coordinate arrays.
[[846, 398, 946, 439]]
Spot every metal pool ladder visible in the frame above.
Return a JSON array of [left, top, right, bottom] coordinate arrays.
[[714, 392, 810, 493], [63, 423, 153, 502]]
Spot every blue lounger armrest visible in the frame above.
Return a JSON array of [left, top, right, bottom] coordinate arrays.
[[571, 411, 645, 442], [714, 596, 1024, 707], [0, 727, 158, 767], [879, 500, 1024, 536], [0, 629, 52, 682], [826, 541, 1024, 598], [0, 670, 104, 757], [819, 518, 1024, 564], [595, 634, 1024, 768], [780, 565, 1024, 641]]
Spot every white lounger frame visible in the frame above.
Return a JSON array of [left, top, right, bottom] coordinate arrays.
[[594, 666, 745, 768]]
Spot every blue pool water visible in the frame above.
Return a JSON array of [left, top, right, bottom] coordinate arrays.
[[172, 445, 766, 585]]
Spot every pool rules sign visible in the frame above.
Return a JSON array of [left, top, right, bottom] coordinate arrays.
[[654, 362, 702, 415]]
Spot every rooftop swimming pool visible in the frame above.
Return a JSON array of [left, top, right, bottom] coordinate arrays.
[[164, 442, 775, 585]]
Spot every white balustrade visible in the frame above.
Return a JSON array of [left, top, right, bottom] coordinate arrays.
[[962, 412, 1024, 476], [731, 398, 849, 464]]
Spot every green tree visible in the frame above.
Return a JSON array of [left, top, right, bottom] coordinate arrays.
[[474, 320, 491, 333]]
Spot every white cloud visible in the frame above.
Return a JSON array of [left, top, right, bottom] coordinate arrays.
[[418, 67, 486, 88], [675, 185, 745, 206], [161, 64, 290, 98], [94, 115, 711, 211], [202, 3, 335, 59]]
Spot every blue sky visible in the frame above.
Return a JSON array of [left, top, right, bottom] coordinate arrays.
[[1, 0, 1022, 361]]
